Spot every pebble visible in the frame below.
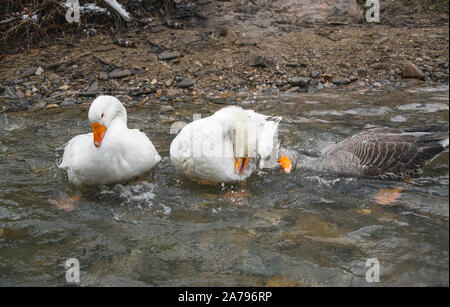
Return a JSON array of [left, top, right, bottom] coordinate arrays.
[[249, 55, 269, 68], [402, 63, 425, 79], [4, 86, 18, 98], [98, 71, 109, 80], [109, 69, 131, 78], [35, 66, 44, 76], [161, 105, 175, 112], [158, 50, 182, 60], [331, 78, 351, 85], [177, 78, 195, 88], [286, 86, 300, 93], [21, 67, 36, 77], [87, 81, 98, 93], [60, 98, 76, 106], [28, 100, 47, 112], [287, 77, 309, 87], [311, 70, 320, 78]]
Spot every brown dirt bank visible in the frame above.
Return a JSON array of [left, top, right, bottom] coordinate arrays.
[[0, 0, 448, 113]]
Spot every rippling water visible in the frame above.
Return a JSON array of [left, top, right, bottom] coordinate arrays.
[[0, 85, 448, 286]]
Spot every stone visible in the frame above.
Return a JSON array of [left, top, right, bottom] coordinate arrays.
[[3, 86, 18, 98], [28, 100, 47, 112], [60, 98, 76, 106], [331, 78, 351, 85], [249, 56, 269, 68], [311, 70, 320, 78], [286, 86, 300, 93], [177, 78, 195, 88], [287, 77, 309, 87], [21, 67, 36, 77], [402, 63, 425, 79], [87, 81, 99, 93], [109, 69, 131, 78], [35, 66, 44, 76], [158, 50, 182, 60], [98, 71, 109, 80]]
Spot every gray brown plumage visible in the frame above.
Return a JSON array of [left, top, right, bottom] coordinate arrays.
[[287, 127, 449, 179]]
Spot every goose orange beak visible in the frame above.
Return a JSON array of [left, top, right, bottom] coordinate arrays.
[[235, 157, 251, 175], [91, 123, 107, 147], [278, 155, 292, 174]]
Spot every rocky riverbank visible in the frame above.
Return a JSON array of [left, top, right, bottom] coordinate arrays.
[[0, 0, 448, 113]]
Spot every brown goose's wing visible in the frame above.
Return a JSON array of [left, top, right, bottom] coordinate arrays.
[[320, 128, 448, 179]]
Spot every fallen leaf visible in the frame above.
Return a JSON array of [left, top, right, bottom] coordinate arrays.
[[49, 195, 81, 211], [375, 187, 404, 205]]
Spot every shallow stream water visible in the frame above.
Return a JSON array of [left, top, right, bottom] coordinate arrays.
[[0, 85, 448, 286]]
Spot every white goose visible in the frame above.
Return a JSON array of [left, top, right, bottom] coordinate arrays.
[[59, 95, 161, 186], [170, 106, 290, 183]]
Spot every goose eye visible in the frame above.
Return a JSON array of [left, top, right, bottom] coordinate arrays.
[[101, 113, 104, 119]]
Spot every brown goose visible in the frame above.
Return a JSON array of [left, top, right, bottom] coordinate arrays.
[[279, 126, 449, 179]]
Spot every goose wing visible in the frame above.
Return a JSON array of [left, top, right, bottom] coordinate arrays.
[[320, 127, 448, 178]]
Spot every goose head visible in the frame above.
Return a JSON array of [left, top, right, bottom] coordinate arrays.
[[88, 95, 127, 147], [214, 106, 260, 175], [215, 106, 293, 175]]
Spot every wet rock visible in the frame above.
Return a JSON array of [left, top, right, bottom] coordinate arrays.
[[21, 67, 36, 77], [249, 56, 269, 68], [331, 78, 351, 85], [158, 50, 182, 61], [35, 66, 44, 76], [60, 98, 76, 106], [3, 86, 18, 98], [98, 71, 109, 81], [280, 84, 292, 91], [161, 105, 175, 112], [402, 63, 425, 79], [28, 100, 47, 112], [87, 81, 99, 93], [109, 69, 131, 79], [7, 100, 29, 112], [316, 83, 324, 90], [286, 86, 300, 93], [287, 77, 309, 87], [177, 78, 195, 88], [311, 70, 320, 78]]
